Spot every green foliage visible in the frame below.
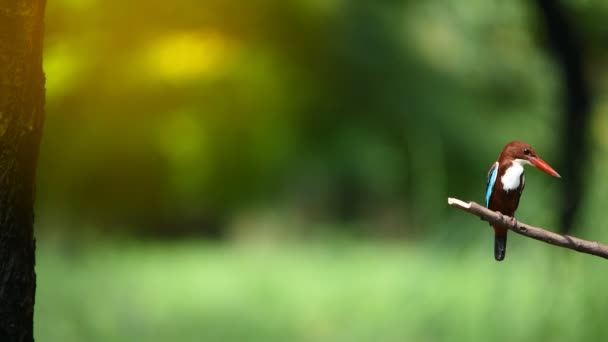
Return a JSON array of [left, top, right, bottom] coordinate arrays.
[[35, 239, 608, 342], [33, 1, 608, 340], [39, 0, 608, 235]]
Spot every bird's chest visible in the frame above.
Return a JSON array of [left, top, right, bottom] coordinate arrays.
[[489, 163, 525, 215], [501, 163, 525, 192]]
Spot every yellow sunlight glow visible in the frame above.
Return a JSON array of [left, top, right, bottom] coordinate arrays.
[[146, 31, 237, 82]]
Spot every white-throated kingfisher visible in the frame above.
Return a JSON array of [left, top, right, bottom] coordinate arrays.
[[485, 141, 561, 261]]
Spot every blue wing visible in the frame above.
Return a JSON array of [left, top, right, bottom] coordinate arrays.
[[485, 162, 498, 207]]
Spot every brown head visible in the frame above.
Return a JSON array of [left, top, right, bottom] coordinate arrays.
[[499, 141, 561, 178]]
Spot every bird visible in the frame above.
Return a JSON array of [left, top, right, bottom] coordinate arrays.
[[485, 141, 561, 261]]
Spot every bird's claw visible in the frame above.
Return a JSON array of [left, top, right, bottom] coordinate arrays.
[[496, 211, 504, 222], [495, 211, 516, 228]]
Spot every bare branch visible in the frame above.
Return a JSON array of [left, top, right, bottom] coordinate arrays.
[[448, 197, 608, 259]]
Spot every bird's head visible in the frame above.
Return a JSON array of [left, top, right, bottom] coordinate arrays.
[[501, 141, 561, 178]]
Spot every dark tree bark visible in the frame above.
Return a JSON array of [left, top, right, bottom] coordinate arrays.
[[534, 0, 591, 234], [0, 1, 46, 341]]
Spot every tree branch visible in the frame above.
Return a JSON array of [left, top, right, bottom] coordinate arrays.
[[447, 197, 608, 259]]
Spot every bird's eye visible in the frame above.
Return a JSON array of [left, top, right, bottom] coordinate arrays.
[[523, 149, 530, 155]]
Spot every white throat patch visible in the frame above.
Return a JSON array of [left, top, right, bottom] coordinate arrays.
[[501, 159, 530, 192]]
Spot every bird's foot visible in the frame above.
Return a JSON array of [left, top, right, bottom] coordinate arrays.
[[496, 211, 504, 222], [509, 216, 518, 229]]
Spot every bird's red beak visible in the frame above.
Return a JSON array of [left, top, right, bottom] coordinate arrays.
[[529, 157, 561, 178]]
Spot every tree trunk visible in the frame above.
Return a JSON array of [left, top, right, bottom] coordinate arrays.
[[534, 0, 591, 234], [0, 1, 46, 341]]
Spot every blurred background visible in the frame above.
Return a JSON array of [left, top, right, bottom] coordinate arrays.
[[35, 0, 608, 341]]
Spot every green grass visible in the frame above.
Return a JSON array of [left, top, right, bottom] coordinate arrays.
[[35, 236, 608, 342]]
